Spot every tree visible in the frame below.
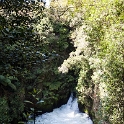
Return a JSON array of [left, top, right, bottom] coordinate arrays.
[[58, 0, 124, 123], [0, 0, 44, 123], [0, 0, 75, 123]]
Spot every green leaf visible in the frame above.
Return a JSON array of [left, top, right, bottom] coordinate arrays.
[[30, 108, 34, 111], [7, 82, 17, 91], [0, 75, 7, 86], [36, 100, 44, 104], [24, 100, 34, 105], [5, 78, 11, 84], [36, 97, 40, 101]]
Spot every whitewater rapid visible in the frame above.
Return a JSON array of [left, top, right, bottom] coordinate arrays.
[[28, 94, 93, 124]]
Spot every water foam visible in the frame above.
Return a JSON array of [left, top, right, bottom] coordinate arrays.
[[28, 94, 93, 124]]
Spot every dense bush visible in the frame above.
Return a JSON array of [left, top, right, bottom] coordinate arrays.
[[0, 0, 75, 123], [0, 0, 44, 123]]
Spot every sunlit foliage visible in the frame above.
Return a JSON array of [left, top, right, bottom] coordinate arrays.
[[59, 0, 124, 123]]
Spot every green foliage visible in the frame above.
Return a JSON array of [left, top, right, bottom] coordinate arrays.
[[59, 0, 124, 124], [0, 97, 10, 123], [0, 1, 45, 123], [9, 92, 24, 120], [0, 75, 17, 91], [24, 88, 43, 124], [24, 6, 76, 115], [0, 90, 24, 123]]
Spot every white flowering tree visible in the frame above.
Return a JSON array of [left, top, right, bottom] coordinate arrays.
[[58, 0, 124, 124]]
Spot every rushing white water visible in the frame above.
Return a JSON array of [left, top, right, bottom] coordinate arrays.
[[28, 94, 93, 124]]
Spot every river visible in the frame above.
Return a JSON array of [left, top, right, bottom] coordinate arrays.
[[28, 93, 93, 124]]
